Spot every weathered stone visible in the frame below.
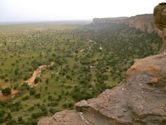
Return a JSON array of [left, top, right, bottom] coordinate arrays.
[[154, 2, 166, 31], [38, 110, 88, 125], [154, 2, 166, 53]]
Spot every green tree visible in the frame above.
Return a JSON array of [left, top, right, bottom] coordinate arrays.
[[1, 87, 11, 96]]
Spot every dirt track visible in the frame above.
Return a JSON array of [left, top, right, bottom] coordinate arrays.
[[0, 62, 54, 101], [25, 62, 54, 87]]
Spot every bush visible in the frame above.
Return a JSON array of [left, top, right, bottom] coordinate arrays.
[[1, 87, 11, 96], [22, 95, 30, 100], [0, 106, 5, 118], [18, 116, 23, 122], [31, 111, 45, 119], [34, 93, 41, 98], [19, 83, 30, 91], [29, 88, 36, 95]]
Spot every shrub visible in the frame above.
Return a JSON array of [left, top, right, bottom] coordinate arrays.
[[22, 95, 29, 100], [29, 88, 36, 95], [19, 83, 30, 91], [34, 93, 41, 98], [0, 107, 5, 118], [1, 87, 11, 96]]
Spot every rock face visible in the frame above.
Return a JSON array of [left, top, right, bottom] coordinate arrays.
[[154, 2, 166, 53], [93, 14, 156, 33], [37, 110, 87, 125], [128, 14, 156, 33], [93, 17, 128, 25], [154, 3, 166, 31], [38, 55, 166, 125]]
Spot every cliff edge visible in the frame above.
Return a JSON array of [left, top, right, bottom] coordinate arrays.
[[38, 3, 166, 125], [93, 14, 156, 33]]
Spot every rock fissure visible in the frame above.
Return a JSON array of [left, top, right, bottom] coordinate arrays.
[[79, 112, 91, 125]]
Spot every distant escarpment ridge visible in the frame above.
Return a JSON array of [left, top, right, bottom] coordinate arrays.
[[92, 14, 157, 33]]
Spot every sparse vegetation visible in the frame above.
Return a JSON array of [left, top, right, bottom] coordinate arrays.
[[0, 22, 161, 124]]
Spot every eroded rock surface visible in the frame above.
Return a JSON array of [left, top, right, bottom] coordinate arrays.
[[38, 110, 88, 125], [154, 2, 166, 53]]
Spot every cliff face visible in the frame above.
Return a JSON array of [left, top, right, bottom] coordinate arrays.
[[154, 2, 166, 53], [93, 14, 156, 33], [93, 17, 128, 25], [128, 14, 156, 33]]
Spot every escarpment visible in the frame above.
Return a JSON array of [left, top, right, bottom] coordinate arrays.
[[38, 3, 166, 125], [93, 14, 156, 33]]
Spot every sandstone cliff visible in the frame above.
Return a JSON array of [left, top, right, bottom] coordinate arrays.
[[154, 2, 166, 53], [93, 14, 156, 33], [93, 17, 128, 25]]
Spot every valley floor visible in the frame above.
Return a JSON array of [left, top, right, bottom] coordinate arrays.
[[0, 22, 161, 125]]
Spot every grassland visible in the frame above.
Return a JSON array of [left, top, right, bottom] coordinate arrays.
[[0, 22, 161, 125]]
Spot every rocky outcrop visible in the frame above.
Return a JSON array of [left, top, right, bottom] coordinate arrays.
[[154, 2, 166, 53], [154, 3, 166, 31], [38, 54, 166, 125], [38, 110, 88, 125], [93, 14, 156, 33], [128, 14, 156, 33]]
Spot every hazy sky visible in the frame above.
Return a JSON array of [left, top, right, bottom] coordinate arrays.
[[0, 0, 163, 22]]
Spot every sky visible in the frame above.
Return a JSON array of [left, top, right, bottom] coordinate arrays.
[[0, 0, 163, 22]]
